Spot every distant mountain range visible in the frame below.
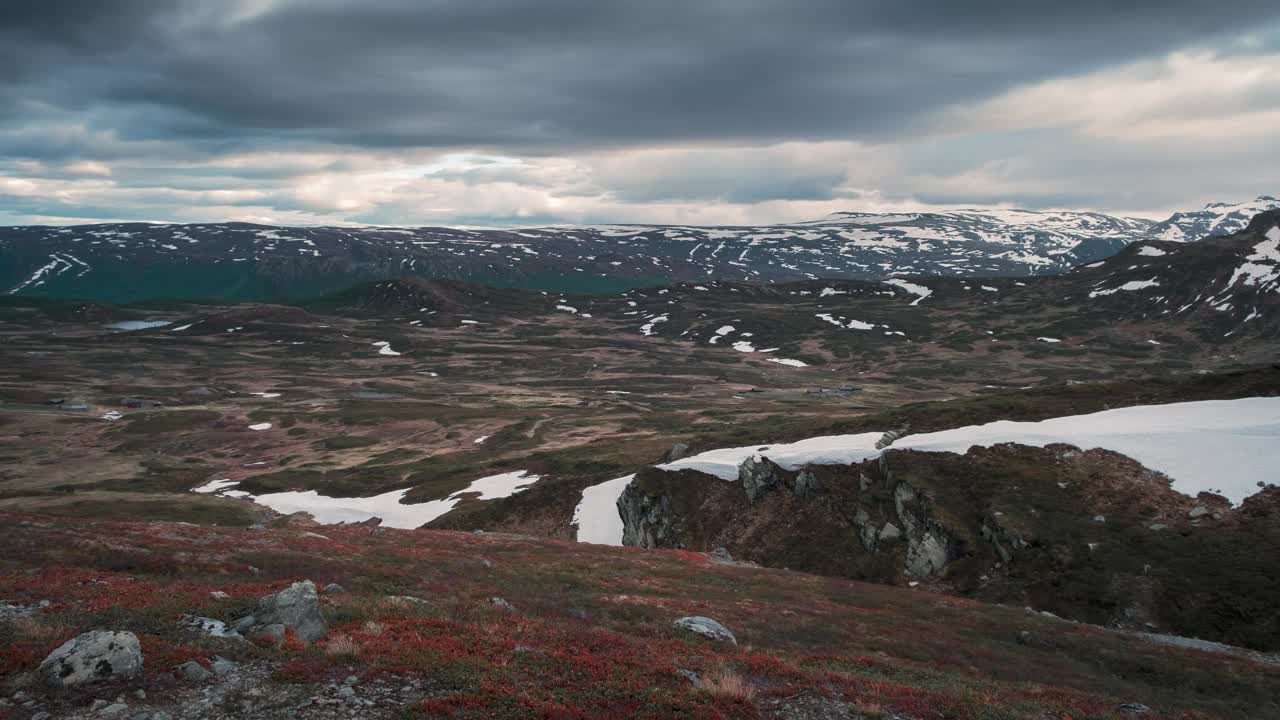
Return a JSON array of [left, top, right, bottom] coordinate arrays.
[[1, 196, 1275, 303]]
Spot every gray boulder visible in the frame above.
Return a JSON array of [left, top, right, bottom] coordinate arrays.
[[673, 616, 737, 645], [210, 656, 238, 676], [177, 660, 213, 683], [37, 631, 143, 687], [254, 580, 327, 642]]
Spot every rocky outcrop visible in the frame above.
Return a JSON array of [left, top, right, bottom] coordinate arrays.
[[739, 455, 785, 502], [876, 426, 910, 449], [663, 442, 692, 462], [618, 482, 681, 548], [887, 471, 961, 578], [37, 631, 143, 687], [793, 469, 819, 499], [980, 516, 1029, 564]]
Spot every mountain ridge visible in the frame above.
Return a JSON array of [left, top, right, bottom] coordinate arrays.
[[3, 197, 1275, 304]]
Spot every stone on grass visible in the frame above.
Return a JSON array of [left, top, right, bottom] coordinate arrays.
[[674, 669, 701, 685], [254, 580, 327, 642], [488, 597, 516, 612], [183, 616, 243, 641], [673, 616, 736, 645], [177, 661, 213, 683], [323, 583, 346, 594], [99, 702, 129, 718], [37, 631, 143, 687]]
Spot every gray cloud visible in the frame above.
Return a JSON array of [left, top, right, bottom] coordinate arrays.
[[2, 1, 1279, 225], [4, 0, 1280, 156]]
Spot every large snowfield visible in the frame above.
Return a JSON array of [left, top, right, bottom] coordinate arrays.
[[893, 397, 1280, 504], [572, 396, 1280, 545]]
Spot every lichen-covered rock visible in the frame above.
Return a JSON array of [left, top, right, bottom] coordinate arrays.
[[618, 482, 680, 548], [906, 532, 952, 577], [793, 469, 819, 498], [739, 455, 784, 502], [254, 579, 327, 642], [673, 616, 737, 645], [37, 631, 143, 687]]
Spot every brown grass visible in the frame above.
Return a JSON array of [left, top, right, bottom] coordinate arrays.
[[324, 633, 361, 660], [697, 667, 756, 702], [13, 615, 74, 646]]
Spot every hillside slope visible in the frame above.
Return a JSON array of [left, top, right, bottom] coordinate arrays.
[[1, 513, 1276, 720]]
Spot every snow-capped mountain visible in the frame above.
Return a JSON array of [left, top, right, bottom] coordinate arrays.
[[0, 200, 1269, 303], [1145, 196, 1280, 243]]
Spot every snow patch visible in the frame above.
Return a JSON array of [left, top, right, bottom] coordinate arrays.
[[573, 475, 635, 545], [252, 471, 541, 529], [883, 278, 932, 305], [895, 397, 1280, 504]]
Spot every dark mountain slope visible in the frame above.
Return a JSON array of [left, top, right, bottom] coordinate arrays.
[[2, 198, 1271, 304]]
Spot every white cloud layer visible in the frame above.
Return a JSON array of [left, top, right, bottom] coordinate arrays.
[[1, 40, 1277, 226]]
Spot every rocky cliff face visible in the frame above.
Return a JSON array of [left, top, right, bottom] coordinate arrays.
[[615, 443, 1280, 651], [619, 450, 967, 581], [617, 482, 681, 548]]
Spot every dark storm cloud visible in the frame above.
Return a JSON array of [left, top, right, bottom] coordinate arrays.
[[4, 0, 1280, 158]]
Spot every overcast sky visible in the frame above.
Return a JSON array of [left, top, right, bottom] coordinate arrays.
[[1, 0, 1278, 227]]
